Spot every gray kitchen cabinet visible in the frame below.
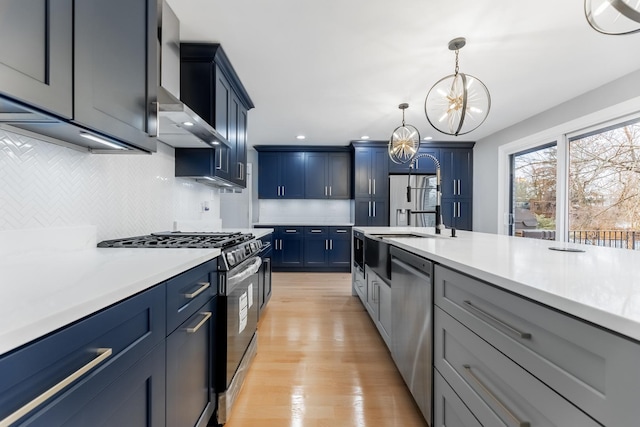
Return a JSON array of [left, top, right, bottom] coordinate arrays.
[[435, 306, 600, 427], [434, 371, 483, 427], [435, 264, 640, 427], [364, 268, 391, 349], [353, 267, 367, 302], [0, 0, 73, 118]]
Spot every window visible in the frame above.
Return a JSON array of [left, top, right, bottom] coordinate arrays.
[[509, 144, 557, 239], [568, 119, 640, 250]]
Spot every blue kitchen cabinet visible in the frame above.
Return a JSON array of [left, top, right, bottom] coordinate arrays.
[[440, 148, 473, 199], [303, 227, 329, 267], [273, 227, 304, 268], [305, 152, 351, 199], [0, 0, 73, 119], [328, 226, 351, 269], [258, 152, 306, 198], [354, 145, 389, 226], [441, 198, 472, 231], [0, 285, 166, 427]]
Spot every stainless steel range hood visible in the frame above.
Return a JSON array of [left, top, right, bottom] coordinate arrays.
[[156, 0, 229, 149]]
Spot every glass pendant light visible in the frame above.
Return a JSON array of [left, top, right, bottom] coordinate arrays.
[[389, 103, 421, 164], [424, 37, 491, 136], [585, 0, 640, 35]]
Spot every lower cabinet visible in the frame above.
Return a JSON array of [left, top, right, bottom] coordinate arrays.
[[434, 371, 482, 427], [0, 259, 219, 427], [363, 268, 391, 349], [266, 226, 351, 272]]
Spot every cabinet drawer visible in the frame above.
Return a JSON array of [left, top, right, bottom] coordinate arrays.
[[304, 226, 328, 236], [435, 307, 599, 427], [279, 226, 302, 235], [0, 284, 166, 426], [434, 371, 482, 427], [166, 259, 217, 334], [435, 265, 640, 426]]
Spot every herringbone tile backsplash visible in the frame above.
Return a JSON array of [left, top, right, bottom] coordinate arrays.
[[0, 129, 219, 241]]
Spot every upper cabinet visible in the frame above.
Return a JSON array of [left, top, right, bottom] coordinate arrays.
[[258, 151, 305, 199], [256, 147, 352, 199], [440, 148, 473, 198], [0, 0, 158, 153], [0, 0, 73, 119], [353, 145, 389, 226], [304, 152, 351, 199], [180, 44, 254, 188]]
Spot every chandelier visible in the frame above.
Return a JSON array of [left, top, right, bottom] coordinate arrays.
[[388, 103, 420, 164], [424, 37, 491, 136], [585, 0, 640, 35]]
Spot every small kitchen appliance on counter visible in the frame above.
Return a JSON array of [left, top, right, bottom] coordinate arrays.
[[98, 230, 269, 425]]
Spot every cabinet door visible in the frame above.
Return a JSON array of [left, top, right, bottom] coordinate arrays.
[[328, 152, 351, 198], [369, 199, 388, 226], [167, 300, 215, 427], [354, 199, 372, 226], [235, 103, 248, 186], [441, 148, 473, 198], [214, 65, 231, 141], [63, 343, 166, 427], [258, 152, 281, 198], [305, 152, 329, 199], [74, 0, 157, 150], [280, 228, 304, 266], [328, 227, 351, 268], [377, 279, 392, 346], [442, 199, 472, 231], [304, 236, 329, 267], [354, 147, 373, 198], [0, 0, 72, 118], [434, 371, 483, 427], [371, 148, 389, 198], [280, 152, 305, 198]]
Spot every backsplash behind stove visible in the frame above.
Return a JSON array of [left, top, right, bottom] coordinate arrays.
[[0, 129, 219, 242]]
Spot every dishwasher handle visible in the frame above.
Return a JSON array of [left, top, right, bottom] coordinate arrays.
[[390, 246, 433, 276]]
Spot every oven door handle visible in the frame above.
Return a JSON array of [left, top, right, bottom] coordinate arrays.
[[227, 257, 262, 290]]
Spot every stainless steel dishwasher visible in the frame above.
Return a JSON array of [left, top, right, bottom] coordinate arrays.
[[390, 245, 433, 425]]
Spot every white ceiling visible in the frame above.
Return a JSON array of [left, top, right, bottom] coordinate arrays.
[[166, 0, 640, 147]]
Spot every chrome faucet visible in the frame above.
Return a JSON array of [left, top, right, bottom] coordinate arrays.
[[406, 153, 444, 234]]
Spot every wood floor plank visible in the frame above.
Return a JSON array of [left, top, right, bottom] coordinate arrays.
[[224, 272, 428, 427]]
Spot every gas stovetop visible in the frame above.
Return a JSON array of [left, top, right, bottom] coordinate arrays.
[[97, 231, 254, 249]]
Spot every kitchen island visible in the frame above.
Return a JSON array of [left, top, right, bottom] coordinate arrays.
[[354, 226, 640, 427]]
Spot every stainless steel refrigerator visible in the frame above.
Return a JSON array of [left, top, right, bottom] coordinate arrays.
[[389, 175, 437, 227]]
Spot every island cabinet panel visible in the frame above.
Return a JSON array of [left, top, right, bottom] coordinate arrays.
[[435, 264, 640, 427], [0, 285, 166, 427], [434, 306, 600, 427], [0, 0, 73, 118], [364, 268, 391, 349]]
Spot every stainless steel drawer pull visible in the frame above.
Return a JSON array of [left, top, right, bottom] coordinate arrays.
[[311, 229, 323, 233], [335, 230, 347, 233], [463, 365, 530, 427], [0, 348, 113, 427], [185, 312, 212, 334], [285, 229, 297, 233], [463, 300, 532, 339], [185, 281, 210, 299]]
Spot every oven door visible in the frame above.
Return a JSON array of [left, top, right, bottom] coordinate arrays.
[[224, 256, 261, 388]]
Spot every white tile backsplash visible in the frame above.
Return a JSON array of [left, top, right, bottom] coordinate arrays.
[[258, 199, 352, 224], [0, 129, 219, 241]]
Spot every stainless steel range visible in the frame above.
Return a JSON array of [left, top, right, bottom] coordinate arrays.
[[98, 231, 267, 425]]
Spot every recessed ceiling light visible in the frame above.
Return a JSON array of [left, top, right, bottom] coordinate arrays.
[[361, 135, 370, 140], [423, 136, 433, 141], [182, 121, 194, 127], [296, 135, 306, 140], [79, 132, 126, 150]]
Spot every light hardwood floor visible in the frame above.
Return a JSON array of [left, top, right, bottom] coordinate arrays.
[[224, 272, 428, 427]]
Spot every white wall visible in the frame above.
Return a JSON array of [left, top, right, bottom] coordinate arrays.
[[0, 129, 220, 241], [473, 69, 640, 234]]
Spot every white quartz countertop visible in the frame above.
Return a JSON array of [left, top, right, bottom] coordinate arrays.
[[355, 226, 640, 343], [0, 227, 222, 356], [253, 222, 354, 226]]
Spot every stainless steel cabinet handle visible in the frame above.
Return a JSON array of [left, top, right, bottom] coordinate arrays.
[[330, 240, 333, 250], [311, 229, 323, 233], [277, 186, 280, 196], [463, 300, 532, 339], [282, 185, 285, 196], [325, 240, 329, 250], [325, 186, 328, 196], [368, 179, 372, 195], [216, 149, 222, 170], [185, 312, 212, 334], [185, 281, 210, 299], [336, 229, 347, 233], [457, 179, 461, 195], [373, 201, 376, 217], [285, 229, 297, 233], [456, 202, 461, 218], [463, 365, 530, 427], [0, 348, 113, 427], [372, 179, 376, 195], [368, 201, 372, 217], [372, 282, 378, 303], [329, 186, 332, 196]]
